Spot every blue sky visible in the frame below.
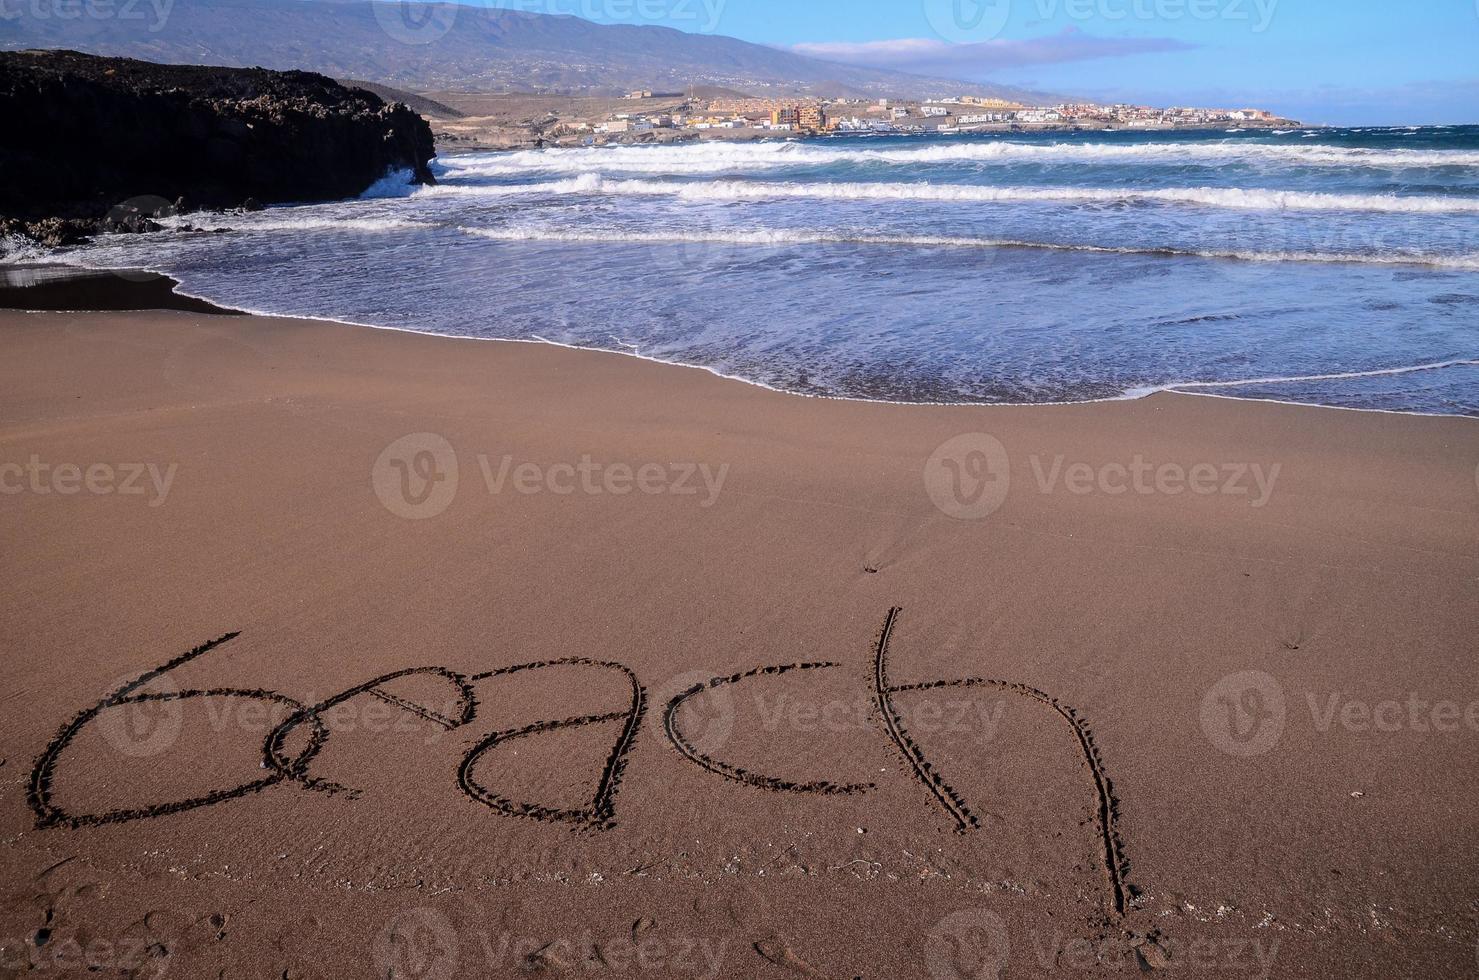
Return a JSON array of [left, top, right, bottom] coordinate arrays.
[[558, 0, 1479, 125]]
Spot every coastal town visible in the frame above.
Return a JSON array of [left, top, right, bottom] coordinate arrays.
[[589, 93, 1297, 139], [424, 89, 1302, 149]]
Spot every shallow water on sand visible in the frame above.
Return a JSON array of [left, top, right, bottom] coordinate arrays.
[[46, 126, 1479, 415]]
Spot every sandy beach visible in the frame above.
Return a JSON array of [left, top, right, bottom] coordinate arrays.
[[1, 299, 1476, 978]]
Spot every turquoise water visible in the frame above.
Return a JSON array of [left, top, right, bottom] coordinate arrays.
[[53, 126, 1479, 414]]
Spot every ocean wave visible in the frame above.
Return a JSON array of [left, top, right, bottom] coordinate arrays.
[[439, 139, 1479, 177], [458, 225, 1479, 270], [426, 174, 1479, 214]]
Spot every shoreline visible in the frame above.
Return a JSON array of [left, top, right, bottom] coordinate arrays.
[[5, 261, 1473, 421]]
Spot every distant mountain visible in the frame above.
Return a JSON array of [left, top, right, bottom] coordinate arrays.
[[0, 0, 1053, 102]]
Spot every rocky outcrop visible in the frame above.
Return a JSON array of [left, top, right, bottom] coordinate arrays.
[[0, 50, 435, 241]]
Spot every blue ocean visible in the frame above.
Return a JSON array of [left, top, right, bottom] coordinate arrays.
[[48, 126, 1479, 414]]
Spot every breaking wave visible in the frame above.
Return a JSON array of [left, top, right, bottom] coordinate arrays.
[[428, 173, 1479, 214], [440, 139, 1479, 177]]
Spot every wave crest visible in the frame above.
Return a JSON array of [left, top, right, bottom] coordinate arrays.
[[425, 174, 1479, 215], [439, 139, 1479, 177]]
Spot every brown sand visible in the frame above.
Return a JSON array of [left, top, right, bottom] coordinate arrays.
[[0, 307, 1475, 978]]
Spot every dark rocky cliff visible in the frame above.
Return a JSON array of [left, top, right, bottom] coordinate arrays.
[[0, 50, 435, 243]]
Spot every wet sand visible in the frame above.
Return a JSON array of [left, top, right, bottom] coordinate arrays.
[[0, 265, 239, 314], [0, 298, 1475, 978]]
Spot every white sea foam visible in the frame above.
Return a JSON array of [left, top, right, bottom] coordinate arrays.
[[1167, 357, 1479, 391], [360, 168, 422, 198], [0, 233, 46, 264], [427, 174, 1479, 214], [458, 225, 1479, 270], [438, 139, 1479, 177], [161, 214, 432, 233]]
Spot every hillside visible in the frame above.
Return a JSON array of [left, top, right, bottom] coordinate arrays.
[[0, 0, 1052, 102]]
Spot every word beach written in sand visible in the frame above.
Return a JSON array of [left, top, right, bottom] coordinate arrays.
[[29, 609, 1131, 918]]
